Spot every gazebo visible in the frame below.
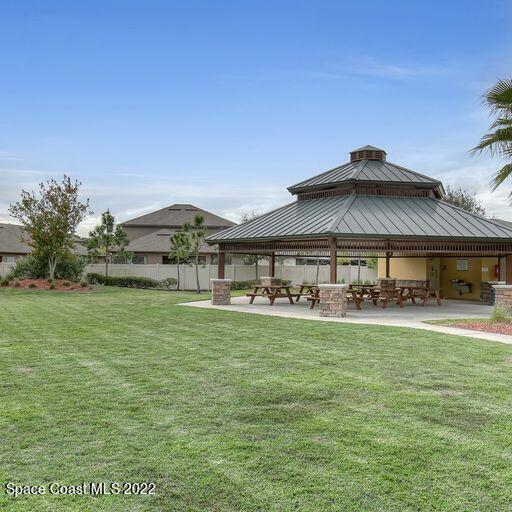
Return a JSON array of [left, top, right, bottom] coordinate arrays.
[[206, 145, 512, 289]]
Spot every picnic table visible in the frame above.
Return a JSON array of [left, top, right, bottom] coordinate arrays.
[[246, 285, 298, 305], [348, 284, 379, 310], [296, 284, 319, 303], [399, 285, 442, 306]]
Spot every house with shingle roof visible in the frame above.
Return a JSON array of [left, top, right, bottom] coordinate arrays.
[[119, 203, 236, 264]]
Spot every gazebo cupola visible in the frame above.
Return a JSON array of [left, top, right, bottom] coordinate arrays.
[[287, 145, 445, 200], [350, 145, 387, 162]]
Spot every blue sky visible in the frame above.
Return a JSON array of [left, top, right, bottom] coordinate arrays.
[[1, 0, 512, 233]]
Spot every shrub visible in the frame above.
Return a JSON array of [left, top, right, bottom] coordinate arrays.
[[230, 280, 259, 290], [0, 277, 10, 287], [491, 306, 512, 324], [159, 277, 178, 290], [86, 273, 159, 289], [28, 283, 37, 289], [14, 280, 21, 287], [10, 254, 86, 281], [62, 281, 71, 287], [80, 280, 88, 288]]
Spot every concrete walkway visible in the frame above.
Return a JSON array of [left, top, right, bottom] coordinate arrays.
[[182, 296, 512, 345]]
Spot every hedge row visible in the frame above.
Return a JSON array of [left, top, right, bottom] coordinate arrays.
[[86, 273, 160, 289], [230, 279, 292, 290]]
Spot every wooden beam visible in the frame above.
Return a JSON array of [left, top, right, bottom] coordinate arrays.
[[269, 252, 275, 277], [506, 254, 512, 285], [329, 237, 337, 284], [218, 252, 225, 279]]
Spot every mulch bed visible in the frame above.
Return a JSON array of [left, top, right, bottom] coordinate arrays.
[[453, 321, 512, 335], [6, 279, 94, 292]]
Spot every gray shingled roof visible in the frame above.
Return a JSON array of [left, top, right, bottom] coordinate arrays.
[[288, 159, 443, 194], [0, 223, 31, 254], [0, 223, 87, 256], [206, 195, 512, 242], [127, 228, 217, 254], [121, 203, 235, 228]]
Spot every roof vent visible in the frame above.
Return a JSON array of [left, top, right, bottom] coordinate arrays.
[[350, 145, 387, 162]]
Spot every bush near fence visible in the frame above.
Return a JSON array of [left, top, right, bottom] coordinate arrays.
[[84, 264, 377, 291], [86, 273, 160, 289]]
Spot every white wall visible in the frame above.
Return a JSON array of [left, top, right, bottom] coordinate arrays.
[[84, 263, 377, 290]]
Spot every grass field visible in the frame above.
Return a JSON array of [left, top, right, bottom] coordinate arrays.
[[1, 287, 512, 511]]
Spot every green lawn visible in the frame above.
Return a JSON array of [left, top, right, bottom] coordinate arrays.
[[1, 287, 512, 511]]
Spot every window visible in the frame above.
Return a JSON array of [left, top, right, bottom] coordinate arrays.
[[6, 256, 15, 265], [132, 255, 147, 264]]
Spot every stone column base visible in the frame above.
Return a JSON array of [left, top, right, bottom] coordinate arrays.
[[318, 284, 349, 317], [211, 279, 232, 305], [492, 284, 512, 311]]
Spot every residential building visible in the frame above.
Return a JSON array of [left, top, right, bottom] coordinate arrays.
[[119, 203, 236, 264]]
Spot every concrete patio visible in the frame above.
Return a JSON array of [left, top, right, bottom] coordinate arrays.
[[182, 296, 512, 344]]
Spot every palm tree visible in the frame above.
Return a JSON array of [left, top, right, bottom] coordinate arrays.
[[169, 232, 190, 291], [472, 79, 512, 197], [183, 215, 207, 294]]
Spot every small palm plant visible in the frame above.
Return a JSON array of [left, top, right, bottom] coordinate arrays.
[[169, 231, 190, 291], [183, 215, 207, 294], [472, 79, 512, 198]]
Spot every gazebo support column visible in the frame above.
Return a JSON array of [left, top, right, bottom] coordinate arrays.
[[329, 237, 337, 284], [218, 251, 225, 279], [269, 252, 275, 277], [506, 254, 512, 285], [385, 252, 392, 278]]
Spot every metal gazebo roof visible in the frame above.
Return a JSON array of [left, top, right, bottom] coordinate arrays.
[[206, 195, 512, 243]]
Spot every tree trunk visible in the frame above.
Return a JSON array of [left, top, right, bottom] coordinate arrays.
[[177, 257, 181, 291], [48, 256, 58, 280], [255, 257, 259, 280], [195, 252, 200, 293], [357, 258, 361, 283], [315, 257, 320, 285], [105, 245, 110, 276]]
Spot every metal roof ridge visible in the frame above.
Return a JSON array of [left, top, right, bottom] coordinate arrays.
[[205, 199, 298, 241], [350, 159, 369, 180], [384, 160, 441, 184], [328, 195, 356, 233], [287, 161, 354, 192], [433, 198, 512, 236]]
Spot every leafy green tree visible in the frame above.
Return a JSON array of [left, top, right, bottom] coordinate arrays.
[[472, 79, 512, 197], [443, 186, 486, 216], [86, 210, 131, 276], [169, 231, 190, 291], [183, 215, 207, 294], [9, 175, 90, 280]]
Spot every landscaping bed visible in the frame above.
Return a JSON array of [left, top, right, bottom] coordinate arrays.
[[4, 278, 93, 291], [426, 318, 512, 335]]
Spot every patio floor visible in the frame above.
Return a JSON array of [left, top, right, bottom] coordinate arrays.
[[182, 296, 512, 344]]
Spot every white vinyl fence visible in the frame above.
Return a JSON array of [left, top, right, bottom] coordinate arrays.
[[85, 263, 377, 290]]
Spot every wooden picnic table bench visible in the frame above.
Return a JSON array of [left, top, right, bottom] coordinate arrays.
[[399, 286, 442, 306], [246, 285, 299, 305], [296, 284, 319, 303]]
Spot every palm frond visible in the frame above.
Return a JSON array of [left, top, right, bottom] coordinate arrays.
[[484, 79, 512, 113], [490, 163, 512, 192], [471, 127, 512, 155]]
